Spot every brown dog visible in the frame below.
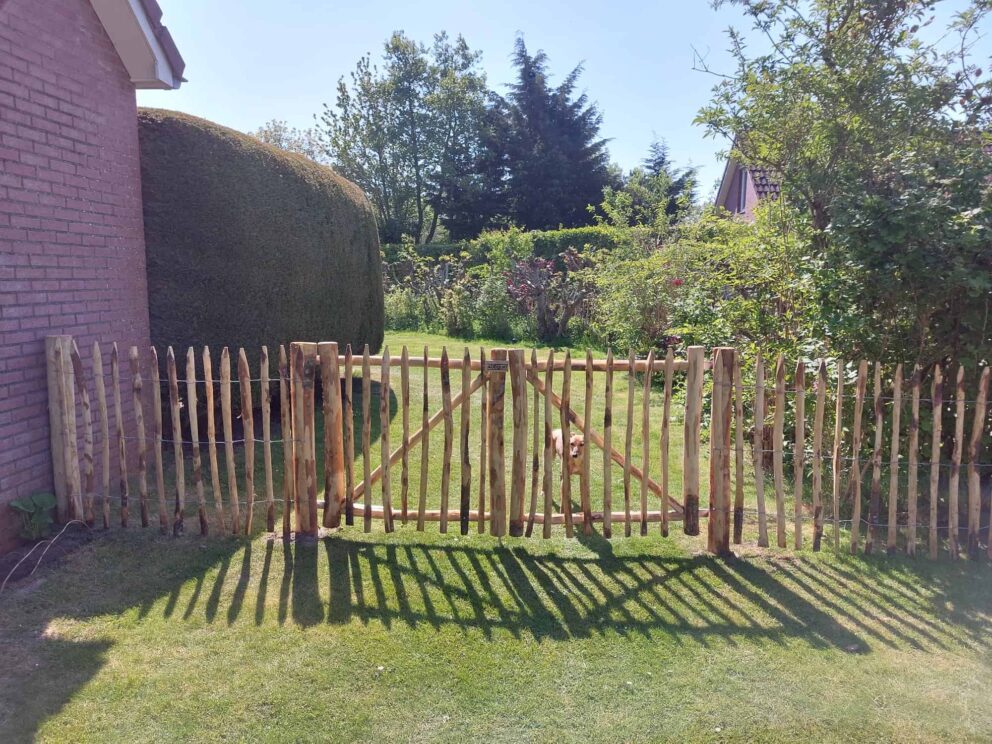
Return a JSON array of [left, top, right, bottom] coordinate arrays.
[[551, 429, 585, 476]]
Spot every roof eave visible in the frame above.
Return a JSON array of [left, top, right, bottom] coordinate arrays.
[[89, 0, 186, 90]]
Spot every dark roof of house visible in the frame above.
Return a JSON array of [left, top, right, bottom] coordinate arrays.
[[137, 0, 186, 82], [749, 167, 780, 199]]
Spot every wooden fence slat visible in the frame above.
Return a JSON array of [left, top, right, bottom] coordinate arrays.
[[733, 352, 745, 545], [343, 345, 355, 526], [542, 350, 554, 539], [559, 350, 573, 538], [866, 362, 883, 554], [849, 360, 868, 554], [51, 343, 79, 522], [279, 345, 294, 537], [603, 349, 614, 539], [111, 343, 128, 528], [203, 347, 225, 534], [509, 349, 527, 537], [812, 360, 827, 551], [362, 344, 373, 533], [754, 353, 768, 547], [794, 360, 806, 550], [46, 338, 69, 521], [291, 342, 318, 537], [401, 345, 411, 525], [185, 348, 207, 535], [70, 341, 95, 526], [929, 364, 943, 559], [260, 347, 275, 532], [582, 349, 595, 536], [461, 347, 473, 535], [639, 350, 654, 536], [886, 363, 903, 554], [624, 348, 635, 537], [683, 346, 704, 536], [488, 348, 508, 536], [907, 365, 921, 556], [969, 368, 990, 559], [707, 348, 733, 556], [526, 348, 540, 537], [831, 360, 844, 550], [318, 342, 345, 529], [948, 363, 965, 559], [93, 342, 111, 529], [166, 346, 182, 535], [381, 347, 394, 533], [418, 345, 429, 532], [221, 348, 240, 533], [238, 348, 255, 535], [478, 346, 487, 534], [149, 347, 166, 533], [661, 348, 674, 538], [772, 354, 786, 548], [438, 346, 451, 533]]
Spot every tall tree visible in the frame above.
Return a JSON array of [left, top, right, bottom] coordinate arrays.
[[696, 0, 992, 366], [318, 32, 488, 243], [503, 38, 613, 230], [251, 120, 324, 162]]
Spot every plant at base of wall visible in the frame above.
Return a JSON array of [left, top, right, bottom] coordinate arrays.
[[9, 492, 57, 542]]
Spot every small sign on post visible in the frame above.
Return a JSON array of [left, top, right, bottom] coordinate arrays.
[[485, 359, 509, 373]]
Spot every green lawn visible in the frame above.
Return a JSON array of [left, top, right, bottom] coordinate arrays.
[[2, 331, 991, 742]]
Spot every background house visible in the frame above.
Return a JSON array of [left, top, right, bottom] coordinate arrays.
[[714, 156, 779, 221], [0, 0, 183, 550]]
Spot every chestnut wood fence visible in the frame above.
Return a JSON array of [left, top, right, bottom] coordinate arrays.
[[46, 335, 992, 559]]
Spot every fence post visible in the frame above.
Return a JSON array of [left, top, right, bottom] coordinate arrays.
[[487, 348, 507, 536], [708, 347, 734, 556], [683, 346, 704, 535], [46, 335, 81, 522], [291, 342, 319, 537], [318, 341, 346, 528], [508, 349, 527, 537]]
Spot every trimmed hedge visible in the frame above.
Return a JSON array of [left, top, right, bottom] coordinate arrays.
[[138, 108, 384, 355]]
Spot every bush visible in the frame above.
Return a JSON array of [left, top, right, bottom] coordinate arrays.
[[383, 287, 423, 331], [441, 282, 474, 338], [472, 271, 516, 340], [139, 108, 384, 354], [9, 492, 56, 541]]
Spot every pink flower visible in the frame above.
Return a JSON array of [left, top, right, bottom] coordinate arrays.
[[671, 278, 684, 287]]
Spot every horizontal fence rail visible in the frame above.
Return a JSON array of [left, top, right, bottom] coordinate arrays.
[[44, 335, 992, 560]]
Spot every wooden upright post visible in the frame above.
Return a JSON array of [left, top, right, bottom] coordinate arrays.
[[291, 342, 318, 537], [708, 348, 734, 556], [318, 341, 346, 528], [508, 349, 527, 537], [683, 346, 704, 535], [488, 348, 508, 537], [46, 335, 80, 522]]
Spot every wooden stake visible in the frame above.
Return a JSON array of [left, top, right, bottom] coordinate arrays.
[[221, 348, 240, 533], [866, 362, 885, 554], [166, 346, 182, 535], [279, 345, 294, 537], [603, 349, 614, 539], [812, 360, 827, 551], [318, 342, 345, 529], [51, 342, 79, 522], [526, 348, 539, 537], [707, 348, 734, 556], [362, 344, 373, 533], [624, 348, 635, 537], [509, 349, 527, 537], [461, 347, 472, 535], [417, 345, 429, 532], [948, 363, 965, 559], [109, 344, 127, 528], [238, 348, 255, 535], [754, 353, 768, 547], [639, 350, 654, 536], [342, 345, 355, 526], [380, 346, 393, 532], [184, 348, 207, 535], [907, 365, 921, 556], [732, 352, 745, 545], [968, 368, 990, 559], [886, 364, 903, 554], [794, 360, 806, 550], [929, 364, 943, 559], [401, 345, 410, 524], [559, 350, 573, 538], [662, 348, 674, 538], [149, 347, 167, 533], [831, 361, 844, 551], [260, 347, 275, 532], [203, 347, 225, 534], [772, 354, 786, 548], [291, 342, 318, 537], [46, 337, 70, 521], [70, 341, 95, 526], [582, 349, 595, 536], [128, 347, 148, 527], [439, 347, 452, 533], [849, 360, 868, 554], [478, 346, 487, 534], [488, 348, 508, 537], [542, 350, 554, 539], [683, 346, 705, 536]]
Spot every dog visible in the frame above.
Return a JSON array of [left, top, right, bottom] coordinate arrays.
[[551, 429, 585, 476]]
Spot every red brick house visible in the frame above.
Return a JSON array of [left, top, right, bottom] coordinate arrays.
[[714, 156, 780, 222], [0, 0, 184, 550]]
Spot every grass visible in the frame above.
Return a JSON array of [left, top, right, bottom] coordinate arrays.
[[2, 331, 992, 742]]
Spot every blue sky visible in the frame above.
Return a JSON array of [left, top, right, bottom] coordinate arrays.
[[139, 1, 759, 198]]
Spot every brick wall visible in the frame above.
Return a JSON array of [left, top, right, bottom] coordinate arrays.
[[0, 0, 151, 550]]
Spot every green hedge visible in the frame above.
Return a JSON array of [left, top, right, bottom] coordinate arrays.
[[139, 109, 384, 355]]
